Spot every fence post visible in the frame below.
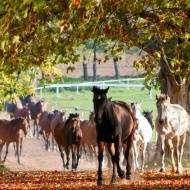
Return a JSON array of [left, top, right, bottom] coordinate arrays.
[[56, 87, 59, 98]]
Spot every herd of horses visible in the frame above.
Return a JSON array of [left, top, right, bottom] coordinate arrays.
[[0, 87, 189, 186]]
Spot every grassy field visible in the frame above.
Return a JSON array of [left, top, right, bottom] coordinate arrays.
[[35, 86, 161, 142]]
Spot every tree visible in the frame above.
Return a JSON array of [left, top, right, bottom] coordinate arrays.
[[1, 1, 190, 108]]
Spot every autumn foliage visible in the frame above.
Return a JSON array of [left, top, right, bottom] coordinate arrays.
[[1, 170, 190, 189]]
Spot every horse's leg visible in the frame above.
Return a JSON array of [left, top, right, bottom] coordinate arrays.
[[177, 133, 186, 173], [58, 144, 65, 169], [65, 146, 70, 170], [75, 144, 81, 170], [125, 132, 133, 180], [20, 138, 23, 156], [168, 139, 176, 172], [106, 142, 117, 184], [114, 140, 125, 179], [13, 142, 17, 157], [133, 141, 139, 171], [0, 141, 5, 161], [105, 144, 112, 168], [159, 135, 166, 172], [97, 141, 105, 186], [71, 145, 77, 171], [141, 142, 147, 172], [3, 142, 10, 163]]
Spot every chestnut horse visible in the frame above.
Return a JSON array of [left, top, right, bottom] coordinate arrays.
[[80, 111, 97, 162], [0, 117, 29, 164], [50, 110, 67, 151], [14, 106, 32, 137], [54, 113, 82, 171], [39, 110, 66, 151], [92, 86, 136, 185]]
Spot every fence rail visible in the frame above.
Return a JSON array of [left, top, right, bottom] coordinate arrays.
[[35, 78, 153, 99]]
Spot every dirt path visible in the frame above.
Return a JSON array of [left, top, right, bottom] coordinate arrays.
[[1, 131, 101, 172], [0, 113, 104, 172]]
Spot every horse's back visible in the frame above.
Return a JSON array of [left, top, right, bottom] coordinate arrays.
[[54, 121, 65, 144], [112, 101, 136, 142]]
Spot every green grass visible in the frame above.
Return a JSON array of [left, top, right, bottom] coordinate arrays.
[[35, 86, 160, 142]]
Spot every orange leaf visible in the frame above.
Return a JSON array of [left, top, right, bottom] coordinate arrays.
[[73, 0, 80, 8]]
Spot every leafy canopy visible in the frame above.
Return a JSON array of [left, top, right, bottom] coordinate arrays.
[[0, 0, 190, 102]]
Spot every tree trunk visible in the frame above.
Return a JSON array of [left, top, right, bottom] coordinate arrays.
[[93, 40, 97, 81], [113, 59, 120, 79], [83, 55, 88, 81]]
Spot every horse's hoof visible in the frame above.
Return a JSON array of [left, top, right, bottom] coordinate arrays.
[[97, 180, 103, 186], [126, 175, 131, 180], [119, 170, 125, 179]]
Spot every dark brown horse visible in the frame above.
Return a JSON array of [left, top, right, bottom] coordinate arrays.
[[92, 86, 136, 185], [14, 106, 31, 137], [80, 111, 97, 162], [28, 100, 46, 138], [54, 113, 82, 171], [0, 117, 29, 164]]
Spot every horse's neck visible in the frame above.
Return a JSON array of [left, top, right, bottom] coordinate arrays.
[[135, 110, 142, 120]]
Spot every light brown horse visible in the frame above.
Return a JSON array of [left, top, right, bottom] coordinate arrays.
[[0, 117, 29, 164], [80, 111, 97, 162], [14, 106, 31, 137], [54, 113, 82, 171]]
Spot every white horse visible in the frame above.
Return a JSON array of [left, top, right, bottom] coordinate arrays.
[[130, 101, 152, 171], [156, 94, 189, 173]]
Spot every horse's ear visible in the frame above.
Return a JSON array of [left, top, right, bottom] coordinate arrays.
[[103, 87, 109, 94], [108, 97, 112, 101], [129, 101, 134, 106], [156, 94, 159, 100], [92, 86, 99, 93], [151, 110, 153, 113]]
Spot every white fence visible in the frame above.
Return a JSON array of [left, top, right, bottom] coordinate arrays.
[[35, 78, 153, 99]]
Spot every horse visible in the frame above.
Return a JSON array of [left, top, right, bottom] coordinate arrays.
[[142, 110, 154, 160], [130, 101, 153, 172], [39, 110, 66, 151], [155, 94, 189, 173], [92, 86, 136, 185], [28, 100, 47, 138], [142, 110, 154, 130], [54, 113, 82, 171], [14, 106, 32, 137], [39, 111, 54, 151], [6, 94, 34, 118], [0, 117, 29, 164], [80, 111, 97, 162], [50, 110, 67, 151]]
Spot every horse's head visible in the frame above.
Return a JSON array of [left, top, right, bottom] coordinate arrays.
[[156, 94, 170, 125], [14, 117, 29, 137], [92, 86, 109, 124], [130, 101, 142, 120], [143, 110, 154, 130], [69, 113, 82, 142], [89, 111, 95, 122]]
